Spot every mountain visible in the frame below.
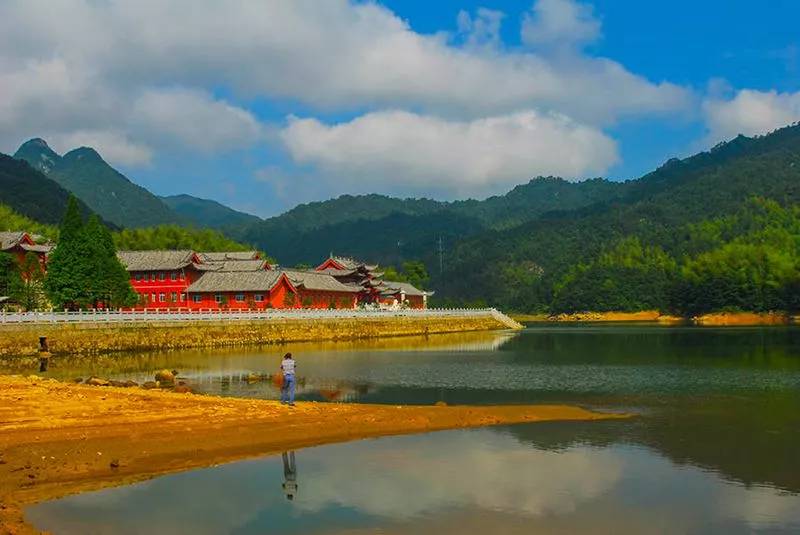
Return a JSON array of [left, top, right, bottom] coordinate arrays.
[[238, 180, 625, 266], [14, 139, 182, 229], [434, 124, 800, 311], [160, 194, 260, 230], [0, 153, 96, 226]]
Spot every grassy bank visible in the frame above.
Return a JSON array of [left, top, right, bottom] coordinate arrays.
[[512, 310, 796, 326], [0, 315, 508, 358]]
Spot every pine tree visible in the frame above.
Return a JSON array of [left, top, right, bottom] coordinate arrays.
[[10, 252, 45, 311], [44, 196, 94, 309], [84, 214, 137, 308], [0, 252, 17, 300]]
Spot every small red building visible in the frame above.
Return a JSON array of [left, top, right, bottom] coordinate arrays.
[[117, 250, 212, 309], [185, 270, 299, 309], [283, 269, 359, 309], [0, 231, 51, 268]]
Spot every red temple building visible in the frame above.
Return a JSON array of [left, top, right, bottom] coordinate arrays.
[[0, 231, 52, 267], [114, 250, 431, 310]]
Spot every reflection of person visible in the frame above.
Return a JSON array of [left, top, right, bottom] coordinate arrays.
[[280, 352, 296, 406], [282, 451, 298, 501]]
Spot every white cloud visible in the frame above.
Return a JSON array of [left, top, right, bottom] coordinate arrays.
[[521, 0, 601, 50], [131, 88, 263, 152], [0, 0, 690, 126], [703, 89, 800, 144], [48, 130, 153, 166], [457, 8, 506, 50], [281, 109, 618, 197]]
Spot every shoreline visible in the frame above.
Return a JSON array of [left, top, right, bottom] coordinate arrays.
[[0, 375, 626, 534], [512, 310, 797, 326], [0, 313, 517, 358]]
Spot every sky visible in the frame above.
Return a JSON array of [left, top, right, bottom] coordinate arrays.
[[1, 0, 800, 218]]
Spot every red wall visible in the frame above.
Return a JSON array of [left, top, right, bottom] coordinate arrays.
[[298, 289, 357, 309], [128, 268, 195, 309]]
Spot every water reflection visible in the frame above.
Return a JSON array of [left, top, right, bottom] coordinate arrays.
[[282, 451, 298, 501], [26, 426, 800, 534]]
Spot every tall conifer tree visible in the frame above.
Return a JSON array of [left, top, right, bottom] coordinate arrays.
[[85, 215, 136, 308], [44, 196, 94, 309]]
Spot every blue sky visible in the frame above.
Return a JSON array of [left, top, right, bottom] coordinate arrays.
[[2, 0, 800, 217]]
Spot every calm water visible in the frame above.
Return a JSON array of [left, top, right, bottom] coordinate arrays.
[[17, 324, 800, 534]]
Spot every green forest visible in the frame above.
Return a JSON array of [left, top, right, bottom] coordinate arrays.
[[4, 123, 800, 315]]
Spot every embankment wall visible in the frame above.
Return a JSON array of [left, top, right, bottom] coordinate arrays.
[[0, 315, 507, 357]]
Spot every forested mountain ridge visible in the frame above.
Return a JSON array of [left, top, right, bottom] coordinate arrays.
[[0, 153, 96, 226], [160, 194, 261, 230], [433, 123, 800, 312], [14, 139, 183, 229], [237, 178, 625, 265]]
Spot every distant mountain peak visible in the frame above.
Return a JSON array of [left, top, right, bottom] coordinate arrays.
[[14, 138, 62, 174], [63, 146, 104, 162]]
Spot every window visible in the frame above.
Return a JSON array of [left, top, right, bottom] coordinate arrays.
[[254, 294, 264, 302], [192, 294, 202, 303], [235, 293, 245, 302], [134, 273, 142, 282], [170, 272, 178, 281], [159, 272, 166, 281], [151, 293, 156, 303], [159, 293, 166, 302], [150, 273, 156, 282], [215, 294, 223, 303], [170, 292, 177, 303], [180, 293, 186, 302]]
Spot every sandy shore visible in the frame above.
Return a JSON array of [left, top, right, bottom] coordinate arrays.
[[0, 375, 625, 534]]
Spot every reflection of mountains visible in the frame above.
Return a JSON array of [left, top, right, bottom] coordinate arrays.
[[506, 392, 800, 495]]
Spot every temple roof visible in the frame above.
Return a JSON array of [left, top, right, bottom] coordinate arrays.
[[213, 259, 271, 272], [380, 281, 432, 297], [1, 231, 52, 254], [282, 270, 361, 293], [187, 271, 284, 293], [320, 255, 378, 272], [117, 250, 199, 271], [199, 251, 261, 262]]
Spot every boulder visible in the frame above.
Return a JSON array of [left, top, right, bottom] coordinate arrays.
[[174, 385, 193, 394], [434, 401, 448, 407], [72, 378, 84, 383], [86, 377, 110, 387], [154, 369, 175, 383], [142, 381, 158, 389]]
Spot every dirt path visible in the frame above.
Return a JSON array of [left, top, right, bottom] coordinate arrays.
[[0, 375, 627, 534]]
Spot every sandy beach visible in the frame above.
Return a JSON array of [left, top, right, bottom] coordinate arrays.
[[0, 375, 626, 534]]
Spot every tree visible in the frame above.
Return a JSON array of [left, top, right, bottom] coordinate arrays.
[[0, 252, 15, 298], [84, 215, 137, 308], [10, 252, 45, 310], [402, 260, 429, 290], [44, 196, 94, 309]]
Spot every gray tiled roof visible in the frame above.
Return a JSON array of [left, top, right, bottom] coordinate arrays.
[[380, 281, 431, 297], [117, 250, 198, 271], [316, 267, 358, 277], [200, 251, 260, 262], [0, 231, 26, 250], [214, 259, 271, 272], [0, 231, 52, 254], [282, 270, 361, 293], [329, 255, 378, 271], [187, 270, 283, 293]]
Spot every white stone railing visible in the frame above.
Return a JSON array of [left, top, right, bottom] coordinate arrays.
[[0, 307, 521, 328]]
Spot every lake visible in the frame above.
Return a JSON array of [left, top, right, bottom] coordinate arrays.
[[17, 324, 800, 534]]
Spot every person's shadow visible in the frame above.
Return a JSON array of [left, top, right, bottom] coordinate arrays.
[[282, 451, 298, 501]]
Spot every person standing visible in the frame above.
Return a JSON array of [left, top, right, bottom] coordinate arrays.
[[280, 352, 296, 406]]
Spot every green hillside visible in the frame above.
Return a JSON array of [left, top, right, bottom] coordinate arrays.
[[239, 179, 624, 266], [14, 139, 182, 228], [0, 153, 95, 226], [433, 125, 800, 312], [160, 194, 260, 230]]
